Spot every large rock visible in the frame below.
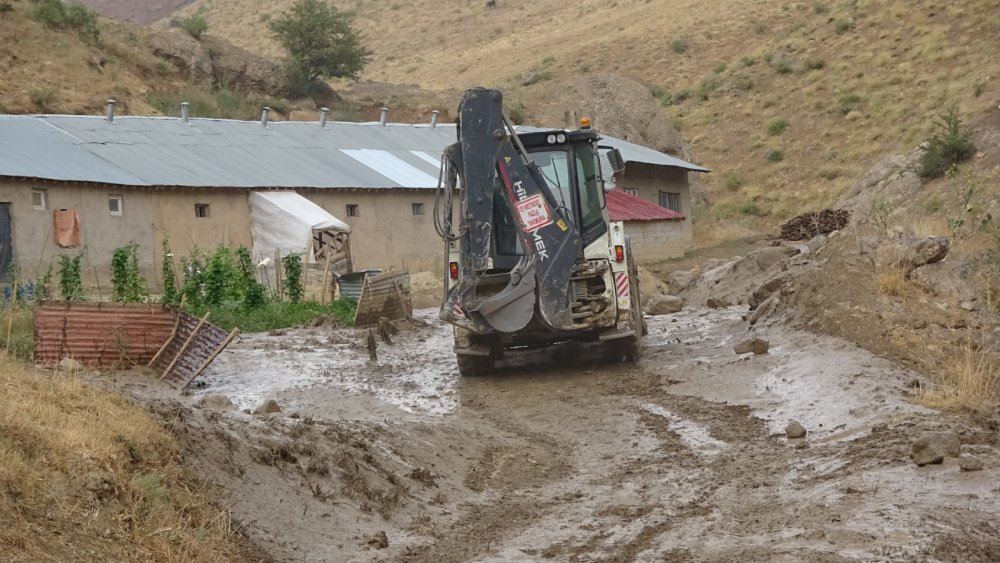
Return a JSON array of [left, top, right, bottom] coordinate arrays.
[[837, 147, 923, 218], [911, 260, 979, 303], [911, 431, 961, 466], [197, 394, 236, 411], [58, 357, 83, 372], [785, 420, 807, 439], [646, 294, 684, 315], [148, 30, 288, 97], [959, 453, 984, 472], [668, 270, 696, 294], [734, 337, 769, 355], [875, 236, 950, 274], [254, 399, 283, 415]]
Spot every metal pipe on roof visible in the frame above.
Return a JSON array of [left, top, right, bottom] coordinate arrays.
[[379, 107, 388, 127], [180, 102, 189, 123], [260, 107, 271, 128], [431, 110, 439, 128], [105, 99, 116, 122], [319, 107, 329, 128]]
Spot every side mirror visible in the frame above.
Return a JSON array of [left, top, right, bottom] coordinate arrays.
[[607, 148, 626, 174]]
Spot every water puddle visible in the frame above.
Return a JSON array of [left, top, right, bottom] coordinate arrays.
[[642, 403, 728, 457]]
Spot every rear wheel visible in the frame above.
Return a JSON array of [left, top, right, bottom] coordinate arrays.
[[456, 353, 494, 377]]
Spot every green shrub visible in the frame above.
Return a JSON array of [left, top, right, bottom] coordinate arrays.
[[714, 62, 728, 74], [767, 118, 790, 136], [670, 89, 691, 104], [0, 2, 13, 14], [838, 92, 862, 114], [766, 149, 785, 162], [738, 203, 764, 216], [725, 174, 744, 192], [29, 88, 57, 111], [917, 105, 975, 179], [803, 56, 826, 70], [281, 253, 304, 303], [696, 75, 719, 100], [772, 60, 794, 74], [111, 242, 148, 303], [57, 251, 85, 301], [161, 238, 179, 305], [670, 38, 688, 54], [835, 18, 855, 34], [740, 56, 757, 67], [734, 76, 755, 91], [973, 82, 986, 97], [181, 14, 208, 39], [32, 0, 99, 42]]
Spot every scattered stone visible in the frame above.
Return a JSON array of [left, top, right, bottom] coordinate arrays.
[[734, 338, 769, 355], [875, 236, 949, 274], [785, 420, 807, 439], [646, 294, 684, 315], [197, 394, 236, 411], [747, 294, 779, 326], [911, 431, 961, 466], [58, 357, 83, 372], [268, 328, 287, 336], [706, 297, 731, 309], [254, 399, 282, 415], [960, 301, 976, 312], [807, 234, 829, 255], [959, 453, 984, 472], [365, 531, 389, 549]]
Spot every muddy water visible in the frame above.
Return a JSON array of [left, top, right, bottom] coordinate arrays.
[[179, 307, 1000, 562]]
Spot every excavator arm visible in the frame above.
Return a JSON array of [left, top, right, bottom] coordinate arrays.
[[439, 88, 583, 333]]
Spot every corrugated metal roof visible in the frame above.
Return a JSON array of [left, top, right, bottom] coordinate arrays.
[[517, 125, 709, 173], [605, 189, 685, 222], [0, 114, 707, 189]]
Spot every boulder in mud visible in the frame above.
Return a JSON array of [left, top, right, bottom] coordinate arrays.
[[646, 295, 684, 315], [734, 338, 769, 355], [785, 420, 807, 439], [911, 431, 961, 466], [706, 297, 731, 309], [197, 394, 236, 411], [365, 531, 389, 549], [911, 260, 979, 303], [959, 453, 984, 472], [875, 236, 949, 274], [254, 399, 283, 415]]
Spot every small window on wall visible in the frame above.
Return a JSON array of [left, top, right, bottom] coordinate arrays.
[[658, 191, 681, 213], [195, 203, 210, 218], [411, 203, 424, 216], [32, 189, 47, 210], [346, 204, 359, 217], [108, 194, 123, 216], [623, 188, 639, 197]]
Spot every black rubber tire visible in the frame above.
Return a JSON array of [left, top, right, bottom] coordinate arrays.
[[456, 353, 494, 377]]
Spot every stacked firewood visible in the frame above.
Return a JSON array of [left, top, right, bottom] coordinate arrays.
[[779, 209, 851, 241]]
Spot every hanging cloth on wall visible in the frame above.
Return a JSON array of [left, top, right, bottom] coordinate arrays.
[[53, 208, 80, 248]]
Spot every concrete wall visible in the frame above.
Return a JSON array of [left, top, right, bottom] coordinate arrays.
[[615, 163, 693, 252], [624, 220, 686, 263], [303, 188, 447, 274], [0, 180, 449, 293]]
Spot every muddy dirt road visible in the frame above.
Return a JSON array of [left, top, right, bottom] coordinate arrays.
[[127, 307, 1000, 562]]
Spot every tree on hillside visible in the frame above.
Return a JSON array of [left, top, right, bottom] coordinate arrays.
[[270, 0, 371, 94]]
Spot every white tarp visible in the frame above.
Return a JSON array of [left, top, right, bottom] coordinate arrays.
[[249, 191, 350, 262]]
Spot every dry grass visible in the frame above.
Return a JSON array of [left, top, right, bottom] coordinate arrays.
[[873, 264, 909, 296], [0, 361, 264, 562], [917, 341, 1000, 413]]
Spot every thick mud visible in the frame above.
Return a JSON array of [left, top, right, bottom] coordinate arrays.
[[124, 307, 1000, 562]]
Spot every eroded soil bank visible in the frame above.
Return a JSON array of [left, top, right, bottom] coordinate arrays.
[[118, 307, 1000, 562]]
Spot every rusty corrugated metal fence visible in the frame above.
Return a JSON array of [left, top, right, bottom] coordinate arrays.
[[34, 302, 176, 367]]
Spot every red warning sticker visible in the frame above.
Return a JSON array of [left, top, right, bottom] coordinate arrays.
[[515, 194, 553, 232]]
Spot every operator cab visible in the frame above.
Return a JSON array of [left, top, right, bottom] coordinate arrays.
[[491, 128, 609, 271]]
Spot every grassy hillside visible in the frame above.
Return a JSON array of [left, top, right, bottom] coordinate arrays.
[[173, 0, 1000, 242]]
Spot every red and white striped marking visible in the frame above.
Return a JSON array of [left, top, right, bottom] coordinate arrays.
[[615, 272, 630, 299]]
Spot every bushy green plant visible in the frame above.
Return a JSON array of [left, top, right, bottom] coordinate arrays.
[[181, 14, 208, 39], [32, 0, 99, 42], [111, 242, 148, 303], [767, 118, 790, 136], [838, 93, 862, 115], [57, 251, 85, 301], [696, 76, 719, 100], [670, 38, 689, 54], [918, 105, 975, 179], [765, 149, 785, 162], [725, 174, 744, 192], [161, 238, 179, 305], [281, 253, 304, 303]]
